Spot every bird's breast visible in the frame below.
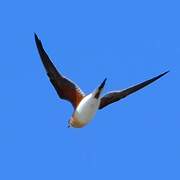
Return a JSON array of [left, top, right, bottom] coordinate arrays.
[[70, 94, 100, 128]]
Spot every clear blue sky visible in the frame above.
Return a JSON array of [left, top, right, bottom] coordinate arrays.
[[0, 0, 179, 179]]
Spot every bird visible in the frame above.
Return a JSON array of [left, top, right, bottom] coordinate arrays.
[[34, 33, 169, 128]]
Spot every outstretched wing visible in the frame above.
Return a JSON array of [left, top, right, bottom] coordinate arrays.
[[99, 71, 169, 109], [34, 33, 85, 109]]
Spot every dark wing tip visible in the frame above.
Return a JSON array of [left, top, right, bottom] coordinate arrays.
[[160, 70, 170, 76], [154, 70, 169, 80]]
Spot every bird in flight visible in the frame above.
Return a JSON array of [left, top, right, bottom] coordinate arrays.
[[34, 33, 169, 128]]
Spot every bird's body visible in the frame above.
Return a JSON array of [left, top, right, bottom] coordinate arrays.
[[34, 33, 169, 128], [70, 93, 100, 128]]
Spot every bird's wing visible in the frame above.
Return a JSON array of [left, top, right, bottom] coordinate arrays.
[[34, 33, 85, 109], [99, 71, 169, 109]]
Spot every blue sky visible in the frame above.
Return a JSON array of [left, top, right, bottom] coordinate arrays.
[[0, 0, 179, 179]]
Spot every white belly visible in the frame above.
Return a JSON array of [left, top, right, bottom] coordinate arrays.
[[74, 93, 100, 125]]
